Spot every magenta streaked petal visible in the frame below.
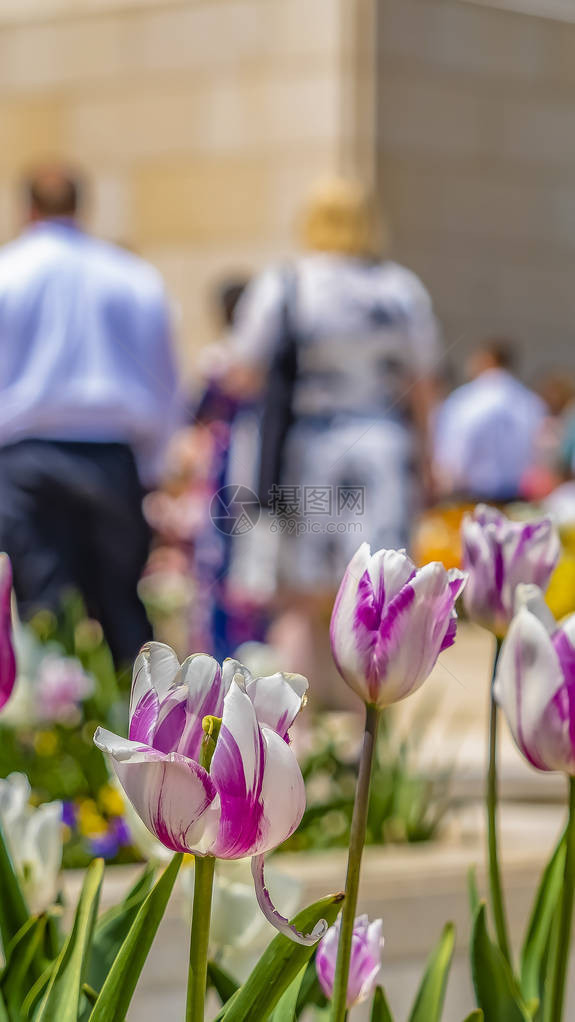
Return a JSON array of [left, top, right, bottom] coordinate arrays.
[[174, 654, 225, 760], [462, 506, 560, 635], [129, 688, 160, 744], [251, 854, 327, 945], [316, 914, 383, 1008], [0, 554, 16, 711], [152, 691, 188, 753], [94, 726, 220, 855], [210, 681, 266, 857]]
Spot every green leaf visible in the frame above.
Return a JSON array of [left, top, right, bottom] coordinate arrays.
[[371, 985, 394, 1021], [295, 958, 327, 1015], [36, 858, 104, 1022], [207, 960, 240, 1005], [471, 904, 530, 1022], [21, 966, 53, 1020], [0, 989, 9, 1022], [408, 923, 455, 1022], [520, 830, 566, 1008], [88, 853, 182, 1022], [221, 893, 344, 1022], [86, 864, 156, 994], [271, 964, 307, 1021], [1, 914, 48, 1016], [0, 818, 29, 955], [468, 866, 480, 920], [462, 1014, 484, 1021]]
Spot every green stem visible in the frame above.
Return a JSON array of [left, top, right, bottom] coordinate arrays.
[[186, 855, 216, 1022], [548, 777, 575, 1022], [487, 636, 512, 964], [331, 703, 381, 1022]]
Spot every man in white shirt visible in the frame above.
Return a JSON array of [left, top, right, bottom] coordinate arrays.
[[434, 339, 545, 502], [0, 166, 181, 662]]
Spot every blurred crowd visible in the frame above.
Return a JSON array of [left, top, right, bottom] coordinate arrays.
[[2, 165, 575, 695]]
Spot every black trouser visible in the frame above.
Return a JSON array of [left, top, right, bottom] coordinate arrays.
[[0, 439, 152, 665]]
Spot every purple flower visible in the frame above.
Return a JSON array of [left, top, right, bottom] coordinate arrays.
[[494, 585, 575, 774], [88, 829, 120, 860], [94, 643, 325, 943], [316, 915, 383, 1008], [462, 505, 560, 637], [330, 543, 466, 708], [61, 801, 77, 829], [0, 554, 16, 711]]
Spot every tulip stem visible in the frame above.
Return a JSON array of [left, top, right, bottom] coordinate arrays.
[[331, 702, 381, 1022], [186, 855, 216, 1022], [548, 776, 575, 1022], [486, 637, 512, 965]]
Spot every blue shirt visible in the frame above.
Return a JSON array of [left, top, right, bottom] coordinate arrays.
[[434, 369, 546, 500], [0, 221, 181, 484]]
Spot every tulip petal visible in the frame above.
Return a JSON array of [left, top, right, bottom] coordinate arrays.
[[94, 726, 220, 855], [0, 554, 16, 711], [129, 642, 180, 741], [494, 609, 570, 771], [251, 854, 327, 945], [210, 681, 266, 857], [153, 653, 224, 761], [245, 672, 308, 739]]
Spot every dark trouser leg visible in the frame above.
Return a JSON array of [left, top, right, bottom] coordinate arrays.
[[0, 442, 81, 618], [78, 444, 152, 666]]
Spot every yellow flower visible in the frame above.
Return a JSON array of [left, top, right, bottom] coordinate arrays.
[[98, 784, 125, 817], [77, 799, 108, 837]]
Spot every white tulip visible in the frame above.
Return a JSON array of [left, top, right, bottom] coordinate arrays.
[[0, 773, 62, 912]]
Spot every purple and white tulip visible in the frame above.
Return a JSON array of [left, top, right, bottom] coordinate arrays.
[[330, 543, 466, 708], [494, 585, 575, 774], [316, 915, 383, 1008], [0, 554, 16, 711], [462, 505, 560, 637], [94, 643, 325, 944]]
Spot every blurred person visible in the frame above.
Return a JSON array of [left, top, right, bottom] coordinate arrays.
[[0, 165, 180, 664], [225, 178, 440, 700], [434, 338, 545, 502]]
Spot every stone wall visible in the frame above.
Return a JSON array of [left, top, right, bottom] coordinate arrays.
[[377, 0, 575, 380], [0, 0, 360, 376]]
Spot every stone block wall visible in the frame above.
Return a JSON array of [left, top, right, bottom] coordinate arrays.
[[0, 0, 360, 376]]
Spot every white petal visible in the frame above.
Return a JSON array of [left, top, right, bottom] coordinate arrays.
[[130, 642, 181, 720], [245, 671, 308, 737]]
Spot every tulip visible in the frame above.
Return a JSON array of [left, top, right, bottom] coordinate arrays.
[[0, 554, 16, 710], [494, 585, 575, 774], [328, 543, 464, 1021], [495, 584, 575, 1021], [330, 543, 466, 708], [0, 773, 62, 912], [316, 915, 383, 1008], [462, 504, 560, 637], [94, 643, 325, 945]]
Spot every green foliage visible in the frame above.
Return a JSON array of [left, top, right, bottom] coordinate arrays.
[[87, 854, 182, 1022], [281, 710, 450, 853], [221, 893, 345, 1022], [520, 829, 566, 1016], [270, 964, 307, 1021], [86, 864, 156, 994], [471, 904, 531, 1022], [371, 985, 394, 1021], [37, 858, 104, 1022], [408, 923, 455, 1022]]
